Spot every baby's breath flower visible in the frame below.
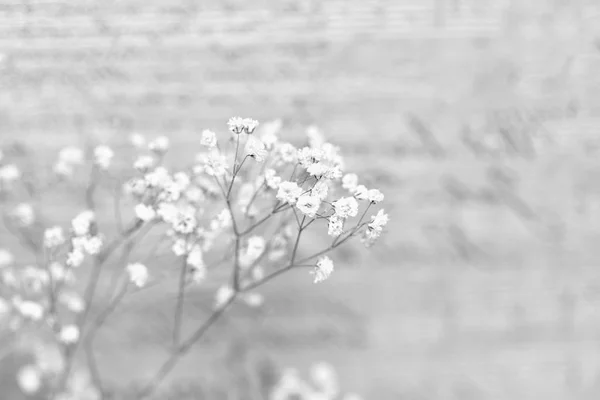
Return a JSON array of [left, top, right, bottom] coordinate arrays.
[[44, 226, 65, 248], [297, 147, 322, 168], [50, 262, 73, 283], [16, 300, 44, 321], [327, 215, 344, 237], [173, 172, 191, 191], [187, 246, 204, 269], [296, 195, 321, 218], [264, 169, 281, 189], [201, 150, 228, 177], [134, 204, 156, 222], [188, 265, 206, 284], [243, 293, 264, 308], [58, 325, 80, 344], [369, 209, 389, 230], [93, 145, 114, 170], [145, 166, 171, 188], [215, 285, 234, 308], [124, 177, 148, 197], [82, 236, 103, 255], [276, 181, 303, 204], [245, 135, 267, 162], [0, 248, 15, 267], [200, 130, 218, 148], [310, 362, 339, 398], [12, 203, 35, 226], [306, 162, 329, 178], [148, 136, 170, 153], [353, 185, 368, 200], [0, 164, 20, 184], [342, 173, 358, 192], [185, 185, 205, 204], [260, 119, 281, 149], [130, 133, 146, 148], [367, 189, 384, 204], [310, 180, 329, 201], [66, 249, 85, 268], [126, 263, 148, 288], [311, 256, 334, 283], [53, 161, 74, 177], [277, 143, 298, 164], [243, 118, 260, 134], [228, 117, 245, 134], [306, 125, 326, 148], [332, 197, 359, 219], [58, 292, 85, 313], [71, 210, 95, 236], [133, 155, 154, 172], [17, 365, 42, 394]]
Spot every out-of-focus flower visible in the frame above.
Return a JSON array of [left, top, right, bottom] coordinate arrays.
[[148, 136, 170, 153], [15, 300, 44, 321], [53, 161, 74, 177], [17, 365, 42, 394], [276, 181, 302, 204], [130, 133, 146, 148], [134, 204, 156, 222], [0, 164, 20, 184], [311, 256, 334, 283], [369, 209, 389, 230], [243, 118, 260, 134], [260, 119, 281, 149], [310, 181, 329, 201], [296, 195, 321, 218], [200, 130, 218, 148], [126, 263, 148, 288], [276, 143, 297, 164], [367, 189, 384, 204], [264, 169, 281, 189], [243, 293, 264, 308], [353, 185, 368, 200], [72, 210, 95, 236], [332, 197, 359, 219], [245, 135, 267, 162], [297, 147, 323, 168], [66, 249, 85, 268], [214, 285, 234, 308], [134, 155, 154, 172], [59, 291, 85, 313], [0, 248, 15, 267], [327, 215, 344, 237], [44, 226, 65, 248], [12, 203, 35, 226], [58, 147, 84, 165], [228, 117, 245, 134], [187, 246, 204, 269], [93, 146, 114, 170], [310, 362, 339, 398], [306, 126, 325, 148], [59, 325, 80, 344], [342, 173, 358, 192]]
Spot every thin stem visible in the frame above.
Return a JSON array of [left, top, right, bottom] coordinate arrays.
[[172, 252, 188, 347]]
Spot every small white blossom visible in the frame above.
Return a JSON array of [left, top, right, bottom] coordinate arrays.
[[276, 181, 303, 204], [135, 204, 156, 222], [199, 150, 228, 177], [342, 173, 358, 192], [332, 197, 359, 219], [148, 136, 170, 153], [0, 164, 20, 184], [66, 249, 85, 268], [264, 169, 281, 189], [58, 291, 85, 313], [243, 293, 264, 308], [44, 226, 65, 248], [93, 145, 114, 170], [71, 210, 95, 236], [59, 325, 80, 344], [353, 185, 369, 200], [367, 189, 384, 204], [306, 125, 326, 148], [16, 300, 44, 320], [145, 167, 171, 188], [245, 135, 267, 162], [82, 236, 103, 255], [130, 133, 146, 148], [296, 195, 321, 218], [124, 178, 148, 197], [306, 162, 330, 178], [200, 130, 218, 148], [133, 155, 155, 172], [297, 147, 323, 168], [126, 263, 148, 288], [310, 180, 329, 201], [12, 203, 35, 226], [53, 160, 74, 177], [187, 246, 205, 269], [260, 119, 281, 149], [17, 365, 42, 394], [228, 117, 245, 134], [311, 256, 334, 283], [369, 209, 389, 230], [50, 262, 74, 284], [327, 215, 344, 236], [243, 118, 260, 134], [310, 362, 339, 398], [277, 143, 298, 164], [0, 248, 15, 267], [58, 146, 84, 165]]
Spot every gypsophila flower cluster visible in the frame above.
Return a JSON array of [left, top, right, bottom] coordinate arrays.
[[0, 117, 388, 399]]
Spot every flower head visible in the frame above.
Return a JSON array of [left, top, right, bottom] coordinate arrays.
[[94, 145, 114, 170], [12, 203, 35, 226], [228, 117, 245, 134], [134, 204, 156, 222], [200, 130, 218, 148], [296, 195, 321, 218], [245, 135, 267, 162], [149, 136, 170, 153], [311, 256, 334, 283], [276, 181, 303, 204], [332, 197, 359, 219], [44, 226, 65, 248], [242, 118, 259, 134], [126, 263, 148, 288], [59, 324, 80, 344]]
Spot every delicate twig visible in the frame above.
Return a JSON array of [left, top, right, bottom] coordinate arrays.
[[172, 251, 189, 347]]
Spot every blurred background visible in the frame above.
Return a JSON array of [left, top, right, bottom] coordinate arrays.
[[2, 0, 600, 399]]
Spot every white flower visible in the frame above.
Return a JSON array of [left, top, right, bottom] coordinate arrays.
[[44, 226, 65, 248], [243, 293, 264, 308], [245, 135, 267, 162], [243, 118, 260, 134], [82, 236, 103, 255], [58, 292, 85, 313], [0, 248, 15, 267], [185, 186, 205, 204], [135, 204, 156, 222], [189, 265, 206, 284], [276, 181, 303, 204], [17, 365, 42, 394], [93, 145, 114, 170], [53, 160, 74, 177], [157, 202, 178, 223], [148, 136, 170, 153], [245, 236, 265, 261], [310, 180, 329, 201], [0, 164, 20, 183], [58, 147, 84, 165], [332, 197, 359, 219], [200, 130, 218, 148], [228, 117, 245, 134], [215, 285, 234, 308], [296, 195, 321, 218], [199, 150, 228, 177], [327, 215, 344, 236], [306, 162, 330, 178], [66, 249, 85, 268], [311, 256, 334, 283], [59, 325, 80, 344], [50, 263, 74, 284], [260, 119, 281, 149], [12, 203, 35, 226], [133, 155, 154, 172], [187, 246, 204, 269], [17, 300, 44, 320], [297, 147, 322, 168], [126, 263, 148, 288], [367, 189, 384, 204], [264, 169, 281, 189], [71, 210, 95, 236], [369, 209, 389, 230], [353, 185, 368, 200], [124, 178, 148, 197], [342, 173, 358, 192], [310, 362, 339, 398], [277, 143, 297, 163], [130, 133, 146, 148], [145, 167, 171, 188]]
